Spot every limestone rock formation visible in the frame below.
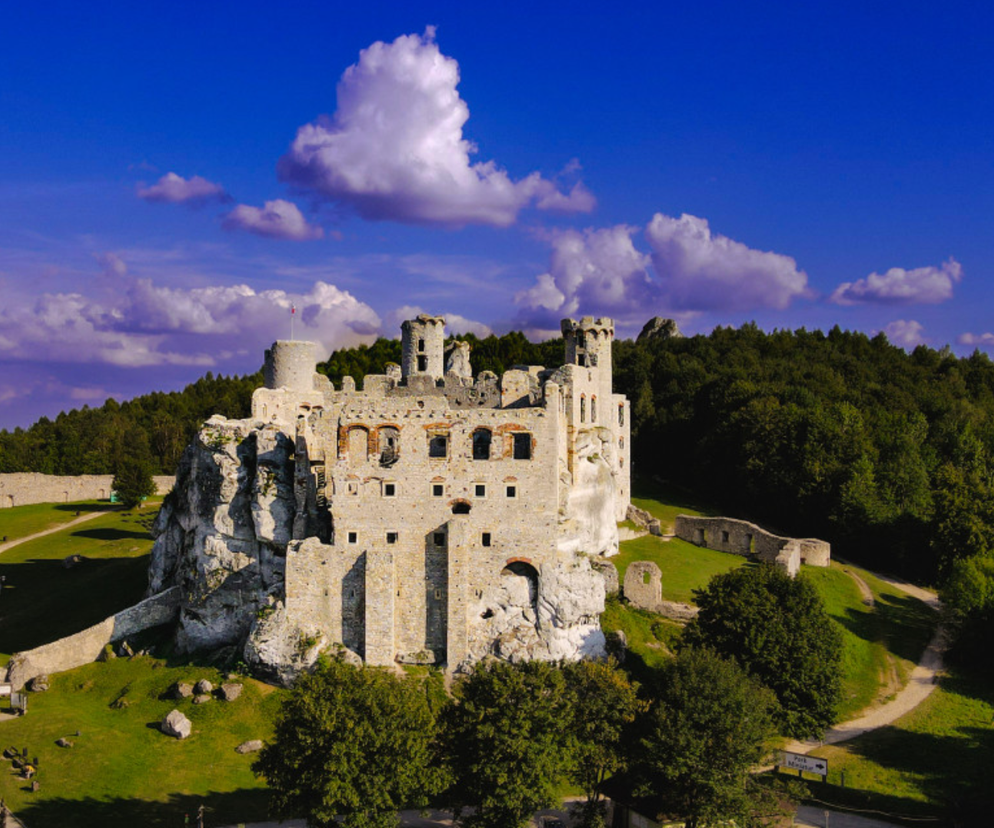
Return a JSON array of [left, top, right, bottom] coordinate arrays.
[[161, 709, 192, 739], [558, 428, 619, 557], [637, 317, 682, 342]]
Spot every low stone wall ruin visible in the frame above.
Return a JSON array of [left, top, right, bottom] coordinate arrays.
[[626, 504, 663, 536], [673, 515, 830, 576], [4, 587, 182, 690], [0, 473, 174, 509]]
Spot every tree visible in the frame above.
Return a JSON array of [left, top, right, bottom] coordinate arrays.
[[562, 659, 639, 828], [682, 564, 843, 737], [442, 660, 573, 828], [253, 659, 444, 828], [635, 647, 780, 828], [111, 456, 155, 508]]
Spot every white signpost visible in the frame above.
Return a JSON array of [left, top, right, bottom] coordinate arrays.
[[780, 750, 829, 778]]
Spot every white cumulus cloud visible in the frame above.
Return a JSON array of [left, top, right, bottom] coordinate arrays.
[[223, 199, 324, 241], [883, 320, 926, 349], [830, 258, 962, 305], [277, 28, 594, 227], [137, 172, 228, 204], [0, 278, 379, 368], [957, 331, 994, 349], [645, 213, 810, 311]]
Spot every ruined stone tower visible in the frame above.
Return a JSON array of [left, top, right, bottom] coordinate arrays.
[[401, 314, 446, 382]]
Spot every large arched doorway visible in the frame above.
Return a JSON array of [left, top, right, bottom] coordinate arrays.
[[499, 560, 539, 618]]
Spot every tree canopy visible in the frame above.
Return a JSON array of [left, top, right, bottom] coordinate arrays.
[[635, 647, 780, 828], [253, 659, 444, 828], [682, 564, 843, 737], [111, 456, 155, 508]]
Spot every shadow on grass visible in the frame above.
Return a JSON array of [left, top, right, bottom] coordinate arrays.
[[631, 474, 715, 516], [0, 556, 149, 655], [832, 589, 936, 664], [70, 527, 151, 542], [16, 787, 273, 828], [53, 502, 121, 514]]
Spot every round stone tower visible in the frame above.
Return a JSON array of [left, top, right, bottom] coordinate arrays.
[[401, 315, 446, 382], [265, 340, 317, 392]]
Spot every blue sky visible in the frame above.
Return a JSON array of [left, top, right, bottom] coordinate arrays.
[[1, 1, 992, 429]]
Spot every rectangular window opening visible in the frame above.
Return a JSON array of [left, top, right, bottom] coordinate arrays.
[[384, 483, 396, 497], [432, 483, 444, 497], [429, 434, 448, 458], [482, 532, 492, 547], [475, 484, 486, 497], [386, 532, 398, 544], [347, 532, 358, 544], [512, 433, 532, 460], [506, 485, 516, 498]]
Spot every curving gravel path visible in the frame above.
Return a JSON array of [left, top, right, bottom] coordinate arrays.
[[0, 510, 107, 558]]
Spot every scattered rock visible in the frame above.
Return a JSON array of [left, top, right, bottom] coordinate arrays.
[[117, 640, 134, 658], [109, 696, 130, 710], [27, 675, 49, 692], [193, 679, 213, 695], [172, 682, 194, 700], [161, 709, 192, 739], [235, 739, 264, 754], [56, 738, 74, 749], [193, 694, 211, 705], [218, 682, 242, 701], [62, 554, 84, 569], [31, 780, 40, 792]]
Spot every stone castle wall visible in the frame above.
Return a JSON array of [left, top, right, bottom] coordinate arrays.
[[0, 473, 175, 509], [4, 587, 182, 689], [673, 515, 831, 575]]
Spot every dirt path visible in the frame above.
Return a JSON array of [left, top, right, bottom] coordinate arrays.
[[785, 575, 946, 754], [0, 510, 107, 558], [840, 564, 875, 606]]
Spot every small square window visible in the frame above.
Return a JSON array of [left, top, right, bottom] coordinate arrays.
[[482, 532, 492, 547], [506, 485, 516, 498], [432, 483, 444, 497], [475, 484, 486, 497], [434, 532, 445, 546], [347, 532, 357, 544], [384, 483, 396, 497], [387, 532, 398, 544]]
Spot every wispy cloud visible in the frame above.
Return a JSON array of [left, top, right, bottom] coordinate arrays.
[[223, 199, 324, 241], [278, 28, 594, 227], [830, 258, 962, 305]]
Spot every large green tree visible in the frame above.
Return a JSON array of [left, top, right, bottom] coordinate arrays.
[[253, 659, 444, 828], [682, 564, 843, 737], [111, 456, 156, 508], [442, 660, 573, 828], [635, 647, 780, 828], [562, 659, 639, 828]]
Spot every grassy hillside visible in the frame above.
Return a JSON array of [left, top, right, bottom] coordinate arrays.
[[0, 657, 281, 828], [0, 503, 158, 664]]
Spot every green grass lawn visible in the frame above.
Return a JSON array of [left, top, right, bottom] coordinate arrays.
[[0, 501, 116, 544], [805, 669, 994, 822], [629, 475, 713, 532], [803, 563, 938, 720], [0, 656, 283, 828], [0, 506, 158, 664], [613, 534, 748, 604]]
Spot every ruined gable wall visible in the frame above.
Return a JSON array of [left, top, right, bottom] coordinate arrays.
[[673, 515, 830, 574]]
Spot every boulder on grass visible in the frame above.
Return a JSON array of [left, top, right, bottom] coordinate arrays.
[[194, 679, 213, 695], [171, 682, 194, 699], [219, 682, 242, 701], [161, 709, 192, 739], [235, 739, 264, 754], [27, 675, 49, 692]]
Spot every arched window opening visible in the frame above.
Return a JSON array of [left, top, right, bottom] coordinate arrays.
[[378, 426, 400, 467], [591, 395, 597, 423], [580, 395, 586, 423], [452, 501, 471, 515]]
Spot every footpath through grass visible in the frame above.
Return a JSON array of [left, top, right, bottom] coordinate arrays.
[[0, 504, 159, 664], [803, 563, 937, 720], [0, 501, 114, 544], [0, 656, 282, 828]]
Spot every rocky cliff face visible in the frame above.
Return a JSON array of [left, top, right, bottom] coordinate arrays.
[[557, 427, 620, 558]]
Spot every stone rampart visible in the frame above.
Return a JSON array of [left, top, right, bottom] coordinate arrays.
[[673, 515, 830, 576], [4, 587, 182, 689], [0, 473, 174, 508], [627, 504, 662, 536]]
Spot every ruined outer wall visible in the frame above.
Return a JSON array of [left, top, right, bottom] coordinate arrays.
[[4, 587, 182, 689], [673, 515, 830, 571], [0, 473, 174, 508]]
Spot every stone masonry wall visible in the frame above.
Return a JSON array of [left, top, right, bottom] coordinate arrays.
[[0, 473, 174, 509], [4, 587, 182, 689], [673, 515, 830, 575]]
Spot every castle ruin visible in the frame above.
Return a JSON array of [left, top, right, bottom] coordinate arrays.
[[149, 315, 630, 681]]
